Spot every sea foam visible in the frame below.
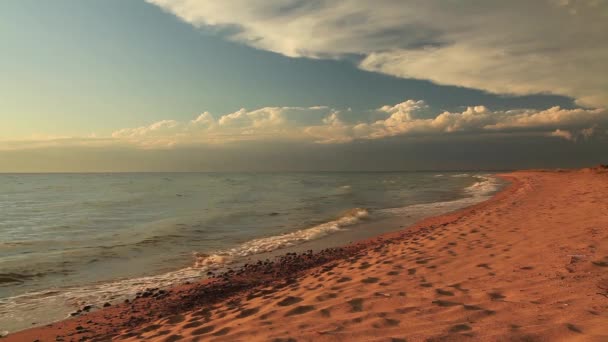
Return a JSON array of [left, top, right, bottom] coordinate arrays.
[[194, 208, 369, 268]]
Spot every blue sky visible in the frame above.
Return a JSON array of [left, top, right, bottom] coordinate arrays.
[[0, 0, 606, 171]]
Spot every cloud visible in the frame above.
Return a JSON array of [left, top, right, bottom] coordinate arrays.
[[580, 126, 597, 140], [304, 102, 608, 143], [4, 100, 606, 151], [110, 100, 608, 147], [5, 100, 608, 150], [0, 136, 118, 151], [109, 106, 336, 147], [548, 125, 600, 142], [550, 129, 574, 141], [146, 0, 608, 107]]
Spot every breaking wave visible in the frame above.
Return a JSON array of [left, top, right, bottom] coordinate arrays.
[[451, 173, 470, 177], [195, 208, 369, 268], [379, 174, 500, 217], [464, 175, 501, 197]]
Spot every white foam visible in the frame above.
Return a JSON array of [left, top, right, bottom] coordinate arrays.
[[451, 173, 470, 177], [464, 175, 501, 197], [379, 175, 500, 217], [195, 208, 369, 267]]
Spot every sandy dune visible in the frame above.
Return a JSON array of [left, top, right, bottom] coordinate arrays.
[[6, 169, 608, 341]]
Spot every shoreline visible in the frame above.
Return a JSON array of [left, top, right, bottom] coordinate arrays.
[[6, 168, 608, 341], [0, 173, 501, 333]]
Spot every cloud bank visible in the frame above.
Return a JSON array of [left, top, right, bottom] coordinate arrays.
[[5, 99, 605, 151], [111, 99, 608, 147], [147, 0, 608, 107]]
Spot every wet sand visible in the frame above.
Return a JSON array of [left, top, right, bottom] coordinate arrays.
[[5, 168, 608, 341]]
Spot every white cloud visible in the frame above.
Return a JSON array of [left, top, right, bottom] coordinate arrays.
[[147, 0, 608, 107], [4, 100, 606, 150], [304, 102, 608, 143], [108, 100, 608, 147], [109, 106, 336, 147], [550, 129, 574, 141], [548, 125, 600, 142], [580, 126, 596, 140]]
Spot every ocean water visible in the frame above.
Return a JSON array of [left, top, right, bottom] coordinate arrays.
[[0, 172, 504, 332]]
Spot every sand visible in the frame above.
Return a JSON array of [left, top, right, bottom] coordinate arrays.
[[5, 169, 608, 341]]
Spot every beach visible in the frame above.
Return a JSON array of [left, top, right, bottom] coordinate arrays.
[[5, 168, 608, 341]]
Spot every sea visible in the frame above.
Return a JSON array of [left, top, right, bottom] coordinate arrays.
[[0, 172, 505, 333]]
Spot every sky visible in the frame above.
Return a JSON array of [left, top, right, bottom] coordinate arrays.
[[1, 0, 607, 172]]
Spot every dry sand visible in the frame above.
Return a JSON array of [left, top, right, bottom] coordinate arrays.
[[5, 169, 608, 341]]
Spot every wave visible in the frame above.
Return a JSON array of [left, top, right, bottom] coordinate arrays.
[[379, 174, 500, 217], [464, 175, 501, 197], [450, 173, 470, 177], [195, 208, 369, 268]]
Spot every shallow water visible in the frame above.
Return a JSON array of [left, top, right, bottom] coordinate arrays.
[[0, 172, 503, 332]]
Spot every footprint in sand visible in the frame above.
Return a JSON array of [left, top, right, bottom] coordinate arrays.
[[448, 283, 469, 293], [348, 298, 364, 312], [384, 318, 401, 327], [164, 314, 186, 325], [212, 327, 231, 336], [259, 310, 276, 320], [435, 288, 455, 296], [395, 307, 417, 314], [138, 324, 162, 333], [337, 276, 352, 283], [191, 325, 215, 335], [182, 321, 204, 329], [488, 291, 506, 301], [277, 296, 303, 306], [591, 257, 608, 267], [151, 330, 171, 338], [432, 300, 461, 307], [362, 277, 380, 284], [463, 304, 483, 311], [237, 307, 260, 318], [316, 293, 338, 301], [567, 323, 583, 333], [372, 318, 400, 328], [284, 305, 316, 316], [119, 332, 141, 339], [449, 324, 472, 333]]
